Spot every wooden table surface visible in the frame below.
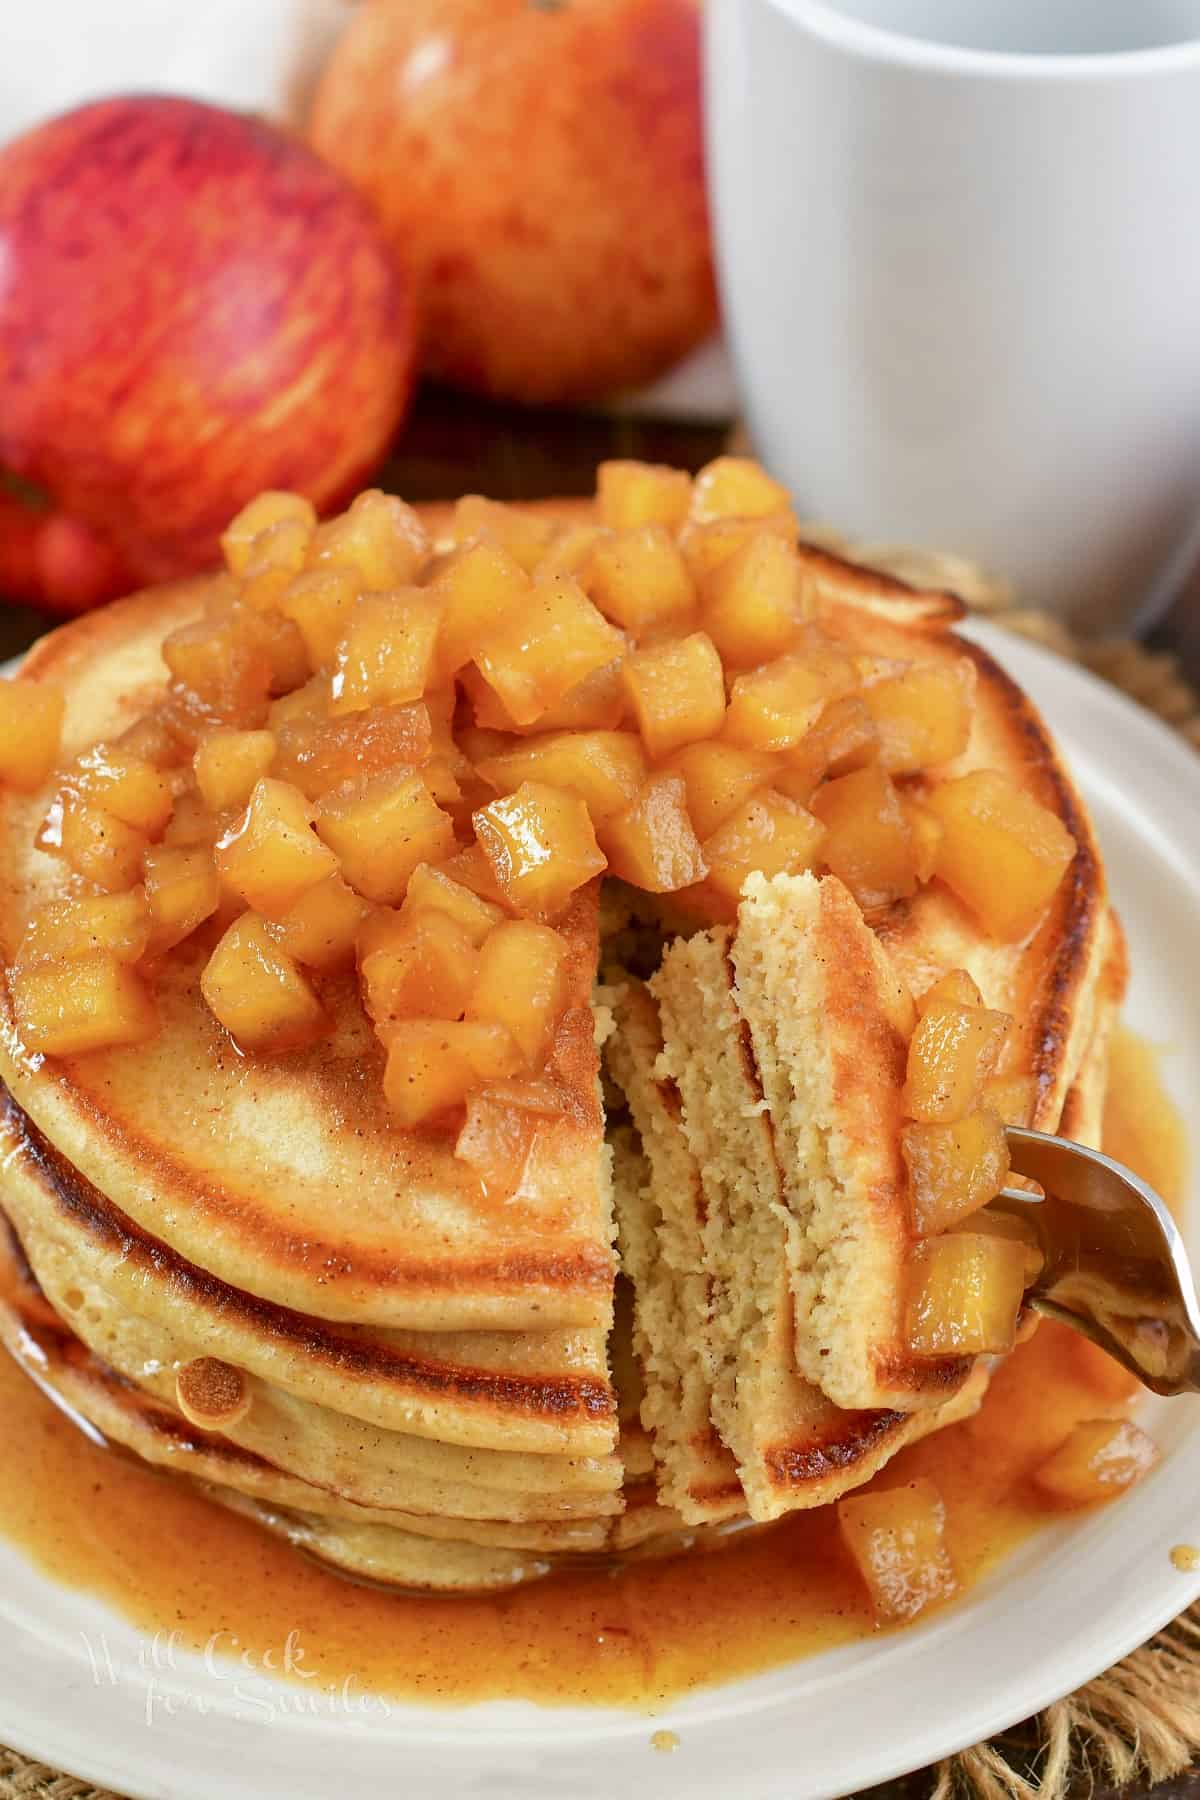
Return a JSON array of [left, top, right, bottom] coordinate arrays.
[[0, 386, 1195, 1800]]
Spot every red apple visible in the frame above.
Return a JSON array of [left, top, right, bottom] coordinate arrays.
[[0, 95, 417, 612], [309, 0, 715, 406]]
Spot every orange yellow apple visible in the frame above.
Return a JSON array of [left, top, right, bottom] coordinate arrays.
[[309, 0, 715, 404]]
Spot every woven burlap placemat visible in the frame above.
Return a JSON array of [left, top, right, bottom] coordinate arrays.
[[1, 573, 1197, 1800]]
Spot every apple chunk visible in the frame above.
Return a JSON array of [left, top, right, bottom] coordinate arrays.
[[906, 1233, 1028, 1357], [596, 461, 693, 532], [316, 772, 455, 905], [215, 778, 338, 918], [902, 1107, 1010, 1235], [622, 632, 726, 761], [599, 772, 706, 893], [1033, 1420, 1160, 1507], [905, 999, 1011, 1123], [837, 1478, 958, 1623], [18, 889, 152, 966], [468, 920, 567, 1065], [201, 913, 327, 1053], [381, 1020, 523, 1126], [11, 952, 158, 1056], [474, 782, 605, 917], [927, 770, 1076, 941]]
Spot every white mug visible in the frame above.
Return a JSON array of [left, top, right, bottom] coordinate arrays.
[[705, 0, 1200, 630]]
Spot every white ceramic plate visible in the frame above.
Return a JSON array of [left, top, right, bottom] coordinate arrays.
[[0, 620, 1198, 1800]]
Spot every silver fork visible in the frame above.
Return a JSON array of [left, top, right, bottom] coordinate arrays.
[[994, 1126, 1200, 1395]]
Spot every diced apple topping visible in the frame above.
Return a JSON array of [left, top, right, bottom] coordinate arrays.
[[433, 543, 531, 676], [474, 576, 624, 728], [17, 889, 152, 967], [725, 636, 857, 752], [267, 872, 369, 970], [585, 527, 695, 636], [11, 952, 159, 1056], [194, 729, 277, 812], [597, 459, 693, 532], [1033, 1420, 1160, 1507], [403, 862, 503, 945], [273, 700, 431, 801], [983, 1072, 1038, 1128], [837, 1478, 958, 1622], [689, 455, 794, 526], [533, 522, 609, 583], [221, 492, 316, 577], [599, 773, 706, 893], [316, 771, 455, 905], [359, 906, 480, 1024], [20, 463, 1081, 1175], [308, 489, 428, 589], [475, 730, 646, 825], [903, 1107, 1010, 1234], [905, 992, 1010, 1123], [454, 1090, 542, 1199], [452, 494, 558, 574], [201, 914, 327, 1053], [279, 566, 360, 668], [330, 590, 442, 713], [906, 1232, 1028, 1357], [62, 744, 173, 835], [215, 778, 338, 917], [810, 765, 917, 910], [0, 681, 65, 791], [703, 792, 826, 901], [162, 609, 273, 732], [39, 798, 148, 892], [700, 531, 811, 667], [621, 632, 725, 760], [775, 695, 878, 803], [468, 921, 568, 1065], [381, 1019, 524, 1126], [864, 662, 974, 773], [959, 1207, 1045, 1284], [142, 845, 221, 952], [927, 770, 1076, 940], [474, 782, 605, 917], [665, 740, 780, 837]]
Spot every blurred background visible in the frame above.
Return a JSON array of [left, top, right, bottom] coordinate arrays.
[[0, 0, 1196, 678]]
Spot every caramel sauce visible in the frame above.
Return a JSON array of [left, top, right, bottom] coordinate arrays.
[[0, 1030, 1185, 1712]]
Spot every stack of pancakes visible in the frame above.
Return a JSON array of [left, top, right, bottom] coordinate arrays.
[[0, 503, 1118, 1591]]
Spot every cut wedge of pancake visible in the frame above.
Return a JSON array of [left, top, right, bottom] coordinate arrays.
[[729, 871, 966, 1414], [606, 955, 991, 1524], [0, 581, 615, 1336]]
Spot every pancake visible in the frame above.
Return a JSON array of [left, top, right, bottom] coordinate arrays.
[[0, 1233, 741, 1578], [0, 1092, 621, 1486], [0, 580, 616, 1336]]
